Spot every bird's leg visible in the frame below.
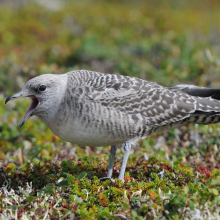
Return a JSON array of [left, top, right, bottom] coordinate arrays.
[[100, 145, 117, 182], [118, 142, 131, 180], [107, 145, 117, 178]]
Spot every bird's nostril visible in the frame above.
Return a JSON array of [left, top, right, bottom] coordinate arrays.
[[5, 92, 22, 104]]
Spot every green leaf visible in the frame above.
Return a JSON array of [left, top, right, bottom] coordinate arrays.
[[43, 183, 56, 195], [20, 190, 29, 198], [188, 183, 194, 190], [148, 157, 157, 164], [77, 172, 87, 180], [46, 186, 56, 195], [183, 185, 189, 194], [27, 196, 37, 204], [212, 169, 220, 177], [131, 210, 138, 217], [193, 178, 199, 183], [61, 209, 72, 219], [208, 188, 219, 196], [123, 202, 129, 211], [212, 188, 219, 196], [141, 205, 148, 213], [163, 187, 169, 194], [214, 197, 220, 203], [211, 178, 220, 185], [9, 205, 17, 211], [131, 197, 138, 202], [188, 199, 195, 210], [58, 179, 69, 186]]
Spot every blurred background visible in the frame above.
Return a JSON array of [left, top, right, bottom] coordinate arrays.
[[1, 0, 220, 96], [1, 0, 220, 167], [1, 2, 220, 217]]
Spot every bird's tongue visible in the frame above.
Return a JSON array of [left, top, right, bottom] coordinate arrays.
[[19, 97, 39, 128]]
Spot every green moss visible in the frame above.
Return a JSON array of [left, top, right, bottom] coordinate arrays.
[[1, 1, 220, 219]]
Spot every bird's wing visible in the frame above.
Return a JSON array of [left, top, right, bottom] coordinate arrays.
[[66, 70, 220, 139], [83, 74, 199, 127], [85, 74, 220, 128]]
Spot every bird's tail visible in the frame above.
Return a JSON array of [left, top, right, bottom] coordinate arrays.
[[170, 84, 220, 125]]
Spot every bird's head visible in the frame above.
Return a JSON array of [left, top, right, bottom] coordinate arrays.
[[5, 74, 68, 128]]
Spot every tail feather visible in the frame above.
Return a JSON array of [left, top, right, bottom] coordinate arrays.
[[170, 84, 220, 125], [170, 84, 220, 99]]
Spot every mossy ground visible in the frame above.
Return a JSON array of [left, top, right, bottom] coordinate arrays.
[[1, 1, 220, 219]]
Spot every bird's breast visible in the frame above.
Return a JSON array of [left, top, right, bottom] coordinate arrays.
[[42, 97, 146, 146], [48, 117, 126, 146]]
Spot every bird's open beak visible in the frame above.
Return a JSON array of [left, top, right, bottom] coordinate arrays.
[[5, 92, 40, 128], [5, 92, 23, 104]]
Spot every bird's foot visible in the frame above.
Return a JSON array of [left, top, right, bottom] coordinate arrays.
[[99, 177, 115, 183]]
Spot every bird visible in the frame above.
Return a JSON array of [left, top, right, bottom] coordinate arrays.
[[5, 70, 220, 180]]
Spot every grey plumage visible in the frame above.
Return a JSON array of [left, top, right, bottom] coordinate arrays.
[[59, 70, 220, 144], [5, 70, 220, 180]]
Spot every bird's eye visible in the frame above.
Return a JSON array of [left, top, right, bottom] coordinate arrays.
[[39, 85, 46, 91]]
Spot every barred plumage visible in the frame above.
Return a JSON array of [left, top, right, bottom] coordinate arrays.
[[5, 70, 220, 180], [54, 70, 220, 146]]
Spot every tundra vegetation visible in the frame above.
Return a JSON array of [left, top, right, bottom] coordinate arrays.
[[1, 1, 220, 219]]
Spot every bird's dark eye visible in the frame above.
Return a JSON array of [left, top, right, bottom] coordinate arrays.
[[39, 85, 46, 91]]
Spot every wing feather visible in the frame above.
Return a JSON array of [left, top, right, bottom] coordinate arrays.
[[67, 71, 220, 138], [84, 74, 196, 128]]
